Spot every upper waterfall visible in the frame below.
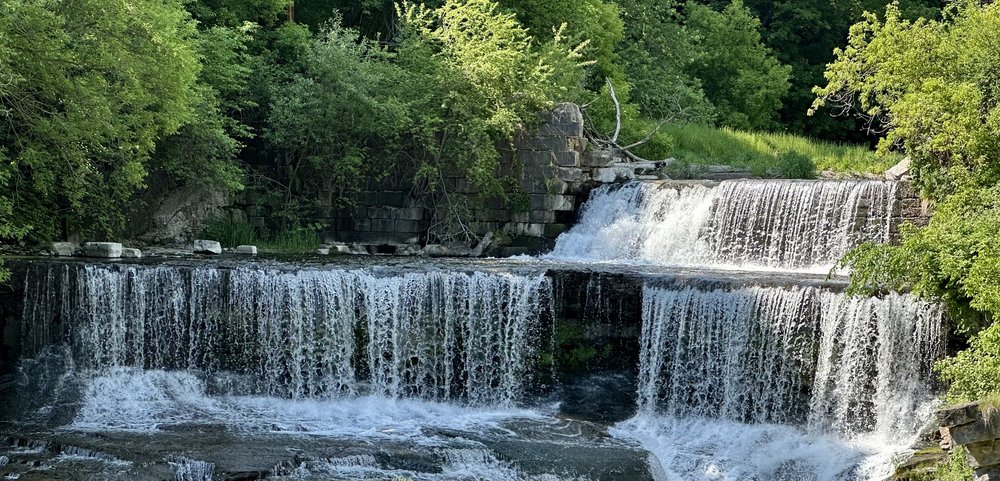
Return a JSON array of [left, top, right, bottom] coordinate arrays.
[[547, 179, 899, 271]]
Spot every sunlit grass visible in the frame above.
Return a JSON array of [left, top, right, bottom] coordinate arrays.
[[628, 121, 897, 178]]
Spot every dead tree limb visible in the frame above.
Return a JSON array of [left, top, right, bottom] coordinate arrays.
[[607, 77, 621, 144]]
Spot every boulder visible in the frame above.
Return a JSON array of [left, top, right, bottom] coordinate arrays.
[[315, 248, 331, 255], [121, 248, 143, 258], [49, 242, 76, 257], [422, 244, 472, 257], [193, 240, 222, 255], [330, 243, 351, 255], [885, 157, 912, 180], [396, 244, 422, 256], [234, 245, 258, 255], [84, 242, 122, 258]]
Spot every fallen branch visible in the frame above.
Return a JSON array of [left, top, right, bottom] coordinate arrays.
[[607, 77, 621, 144]]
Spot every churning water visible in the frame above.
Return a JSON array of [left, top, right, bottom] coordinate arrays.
[[612, 284, 943, 481], [3, 178, 942, 481], [548, 180, 899, 272]]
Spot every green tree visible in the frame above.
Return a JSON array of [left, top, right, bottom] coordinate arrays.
[[686, 0, 791, 131], [153, 25, 253, 192], [813, 1, 1000, 199], [396, 0, 588, 241], [0, 0, 202, 239], [267, 21, 409, 216], [825, 1, 1000, 402], [614, 0, 715, 124], [498, 0, 623, 89]]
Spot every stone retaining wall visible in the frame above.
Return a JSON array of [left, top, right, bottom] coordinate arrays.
[[238, 103, 602, 255], [938, 401, 1000, 480]]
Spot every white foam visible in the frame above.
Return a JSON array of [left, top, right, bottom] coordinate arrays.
[[611, 415, 905, 481], [547, 180, 899, 273]]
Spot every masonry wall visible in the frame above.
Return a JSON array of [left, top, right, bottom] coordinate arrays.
[[239, 103, 606, 255]]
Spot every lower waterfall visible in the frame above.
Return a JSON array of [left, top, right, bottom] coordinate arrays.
[[612, 283, 944, 481], [19, 263, 552, 405], [3, 260, 946, 481]]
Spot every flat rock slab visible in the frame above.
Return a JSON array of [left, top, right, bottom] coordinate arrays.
[[83, 242, 122, 258], [121, 248, 142, 259], [49, 242, 76, 257], [234, 245, 257, 255], [193, 240, 222, 255]]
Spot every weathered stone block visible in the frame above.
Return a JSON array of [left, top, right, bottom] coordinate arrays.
[[975, 465, 1000, 481], [354, 218, 372, 231], [372, 219, 395, 232], [510, 212, 531, 223], [885, 156, 912, 180], [968, 440, 1000, 468], [395, 220, 425, 233], [557, 167, 585, 182], [369, 207, 392, 219], [316, 247, 331, 255], [583, 149, 615, 168], [84, 242, 122, 258], [553, 151, 580, 167], [528, 194, 575, 211], [530, 210, 556, 223], [538, 103, 584, 137], [593, 167, 635, 183], [520, 150, 554, 168], [950, 418, 1000, 446], [234, 245, 258, 255], [939, 402, 981, 427], [516, 135, 572, 152], [50, 242, 75, 257], [379, 191, 407, 207], [569, 137, 589, 153], [506, 222, 545, 237], [544, 223, 567, 238], [394, 207, 425, 221], [193, 240, 222, 255], [121, 247, 143, 258]]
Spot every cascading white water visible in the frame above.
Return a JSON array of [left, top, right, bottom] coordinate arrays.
[[548, 180, 899, 271], [20, 263, 552, 406], [616, 283, 944, 481]]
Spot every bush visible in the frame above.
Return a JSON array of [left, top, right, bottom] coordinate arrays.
[[777, 151, 817, 179], [936, 322, 1000, 403], [200, 215, 258, 248]]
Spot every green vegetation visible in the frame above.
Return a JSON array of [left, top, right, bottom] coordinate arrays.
[[651, 124, 893, 178], [932, 446, 974, 481], [200, 215, 322, 254], [2, 0, 912, 254], [825, 1, 1000, 406]]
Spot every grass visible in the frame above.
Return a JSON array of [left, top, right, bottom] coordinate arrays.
[[200, 215, 321, 254], [629, 121, 899, 179]]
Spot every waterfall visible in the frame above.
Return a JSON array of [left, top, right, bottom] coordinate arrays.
[[19, 263, 552, 406], [548, 180, 899, 271], [618, 283, 944, 480]]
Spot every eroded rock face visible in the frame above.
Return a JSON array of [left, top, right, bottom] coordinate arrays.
[[937, 402, 1000, 479]]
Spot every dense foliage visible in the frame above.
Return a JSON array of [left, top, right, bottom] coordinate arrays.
[[822, 1, 1000, 402], [0, 0, 203, 240], [3, 0, 909, 249]]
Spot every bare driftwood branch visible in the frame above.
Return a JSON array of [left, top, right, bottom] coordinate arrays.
[[583, 78, 677, 166], [606, 77, 621, 144]]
